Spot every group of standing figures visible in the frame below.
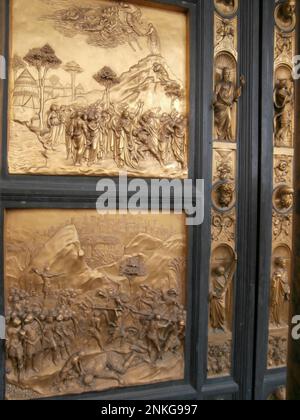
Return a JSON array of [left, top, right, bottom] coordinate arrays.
[[43, 101, 187, 170]]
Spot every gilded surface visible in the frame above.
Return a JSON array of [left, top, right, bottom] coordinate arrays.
[[8, 0, 188, 177], [214, 0, 238, 18], [274, 155, 292, 184], [268, 1, 296, 369], [212, 149, 236, 182], [209, 250, 237, 333], [274, 0, 296, 33], [214, 14, 237, 57], [208, 2, 239, 378], [211, 210, 235, 243], [5, 210, 187, 399], [274, 66, 294, 148], [213, 67, 244, 142]]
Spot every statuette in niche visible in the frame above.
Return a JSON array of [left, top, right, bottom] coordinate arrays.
[[213, 67, 245, 142], [274, 76, 294, 147], [270, 257, 290, 327], [275, 0, 296, 33], [209, 252, 237, 333], [214, 0, 238, 17]]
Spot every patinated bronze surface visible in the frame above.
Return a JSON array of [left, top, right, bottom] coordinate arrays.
[[8, 0, 188, 178], [4, 210, 187, 399]]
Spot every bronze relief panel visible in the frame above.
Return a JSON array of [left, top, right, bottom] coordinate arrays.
[[8, 0, 189, 178], [208, 0, 240, 378], [4, 210, 187, 399], [268, 0, 296, 370]]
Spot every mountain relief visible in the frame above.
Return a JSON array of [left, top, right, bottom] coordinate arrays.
[[5, 211, 187, 399], [9, 0, 188, 177]]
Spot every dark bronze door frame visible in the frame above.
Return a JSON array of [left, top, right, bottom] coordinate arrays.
[[0, 0, 294, 400]]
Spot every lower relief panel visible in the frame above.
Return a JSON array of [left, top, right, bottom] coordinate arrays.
[[4, 210, 187, 399]]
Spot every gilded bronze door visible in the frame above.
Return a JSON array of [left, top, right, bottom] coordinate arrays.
[[0, 0, 297, 400]]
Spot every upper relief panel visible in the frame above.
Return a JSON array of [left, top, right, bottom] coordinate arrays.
[[8, 0, 189, 178]]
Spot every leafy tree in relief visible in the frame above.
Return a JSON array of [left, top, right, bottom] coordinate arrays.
[[64, 61, 83, 101], [164, 82, 184, 110], [24, 44, 62, 129], [93, 66, 120, 109]]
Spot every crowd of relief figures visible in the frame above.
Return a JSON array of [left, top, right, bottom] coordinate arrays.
[[9, 0, 188, 177], [5, 211, 187, 399]]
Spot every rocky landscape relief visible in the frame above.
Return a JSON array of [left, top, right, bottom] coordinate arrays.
[[5, 210, 187, 399], [9, 0, 188, 177]]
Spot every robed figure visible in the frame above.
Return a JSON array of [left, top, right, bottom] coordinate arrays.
[[209, 252, 237, 332], [213, 67, 245, 141]]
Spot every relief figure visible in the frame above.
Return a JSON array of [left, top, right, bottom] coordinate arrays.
[[274, 78, 294, 147], [213, 68, 245, 141], [271, 257, 290, 327], [9, 0, 188, 178], [5, 211, 187, 399], [210, 252, 237, 333]]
